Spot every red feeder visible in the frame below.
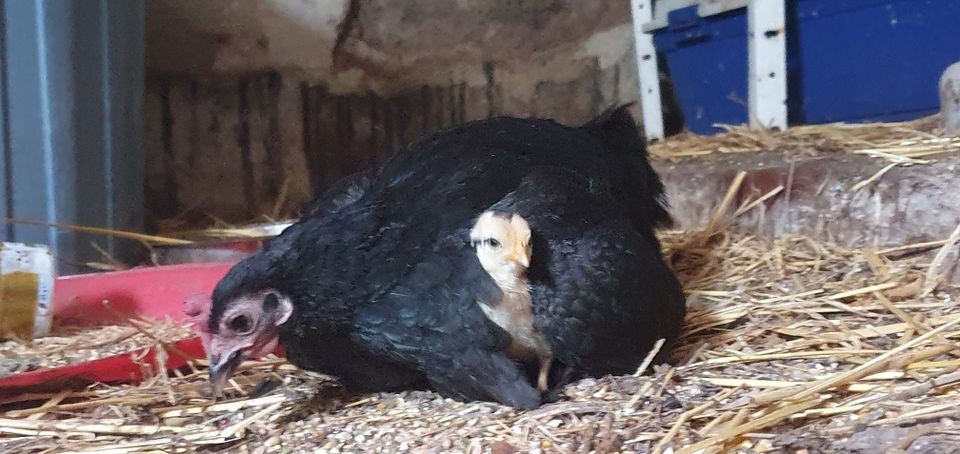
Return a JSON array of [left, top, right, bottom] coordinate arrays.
[[0, 262, 235, 396]]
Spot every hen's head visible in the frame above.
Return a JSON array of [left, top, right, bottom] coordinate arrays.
[[186, 287, 293, 397], [470, 211, 532, 281]]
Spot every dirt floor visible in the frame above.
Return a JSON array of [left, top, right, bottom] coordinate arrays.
[[1, 225, 959, 453]]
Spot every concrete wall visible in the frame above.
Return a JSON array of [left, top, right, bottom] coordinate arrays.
[[144, 0, 682, 228]]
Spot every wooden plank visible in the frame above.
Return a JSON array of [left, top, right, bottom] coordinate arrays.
[[273, 75, 309, 216], [183, 77, 247, 223], [143, 77, 172, 223]]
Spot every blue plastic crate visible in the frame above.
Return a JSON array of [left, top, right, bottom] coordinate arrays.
[[651, 0, 960, 134]]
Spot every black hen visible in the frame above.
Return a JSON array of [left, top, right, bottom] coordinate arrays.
[[201, 105, 684, 409]]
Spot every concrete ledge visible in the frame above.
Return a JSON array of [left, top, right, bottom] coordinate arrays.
[[655, 151, 960, 250]]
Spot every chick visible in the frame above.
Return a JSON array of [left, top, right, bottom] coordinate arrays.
[[470, 211, 553, 391]]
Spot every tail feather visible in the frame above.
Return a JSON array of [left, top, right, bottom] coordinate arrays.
[[581, 104, 674, 228]]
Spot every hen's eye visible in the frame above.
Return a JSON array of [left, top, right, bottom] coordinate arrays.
[[228, 314, 253, 334]]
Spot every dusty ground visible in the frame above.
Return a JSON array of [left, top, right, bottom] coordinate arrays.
[[1, 226, 959, 453]]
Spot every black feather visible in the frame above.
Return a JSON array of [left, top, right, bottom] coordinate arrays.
[[209, 107, 685, 408], [490, 166, 685, 381]]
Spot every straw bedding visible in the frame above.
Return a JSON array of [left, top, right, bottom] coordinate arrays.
[[647, 115, 957, 163], [2, 119, 960, 453], [0, 321, 195, 379], [1, 223, 957, 453]]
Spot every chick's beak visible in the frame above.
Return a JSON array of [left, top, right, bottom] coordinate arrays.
[[509, 243, 530, 268], [517, 252, 530, 268]]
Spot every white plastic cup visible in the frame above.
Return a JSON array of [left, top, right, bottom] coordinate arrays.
[[0, 242, 56, 339]]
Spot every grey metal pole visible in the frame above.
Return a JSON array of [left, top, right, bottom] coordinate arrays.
[[1, 0, 145, 273]]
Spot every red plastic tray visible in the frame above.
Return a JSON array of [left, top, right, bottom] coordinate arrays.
[[54, 262, 235, 325], [0, 262, 235, 396]]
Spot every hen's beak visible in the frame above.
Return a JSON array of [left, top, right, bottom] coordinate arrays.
[[208, 349, 245, 398]]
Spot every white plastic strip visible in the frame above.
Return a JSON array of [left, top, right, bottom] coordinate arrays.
[[631, 0, 665, 141], [748, 0, 788, 130]]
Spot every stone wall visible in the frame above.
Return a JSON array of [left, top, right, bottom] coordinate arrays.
[[144, 0, 682, 228]]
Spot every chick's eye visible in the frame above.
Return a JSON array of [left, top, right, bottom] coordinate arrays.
[[488, 239, 501, 248], [228, 314, 253, 334]]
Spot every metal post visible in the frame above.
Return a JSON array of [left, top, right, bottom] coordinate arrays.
[[0, 0, 145, 273]]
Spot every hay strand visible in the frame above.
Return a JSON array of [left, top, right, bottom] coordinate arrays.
[[1, 218, 191, 246], [923, 221, 960, 295]]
